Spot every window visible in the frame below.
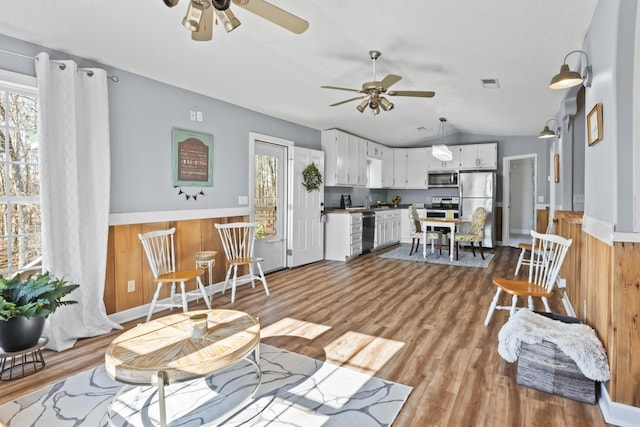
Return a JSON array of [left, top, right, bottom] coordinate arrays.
[[0, 71, 40, 277]]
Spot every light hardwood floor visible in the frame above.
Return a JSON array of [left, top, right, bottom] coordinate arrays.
[[1, 245, 611, 426]]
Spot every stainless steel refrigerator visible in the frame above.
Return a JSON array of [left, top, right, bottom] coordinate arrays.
[[459, 171, 496, 248]]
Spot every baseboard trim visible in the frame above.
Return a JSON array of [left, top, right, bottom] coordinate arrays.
[[598, 383, 640, 427], [108, 279, 252, 325]]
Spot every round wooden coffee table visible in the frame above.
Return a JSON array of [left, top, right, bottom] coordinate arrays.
[[105, 309, 261, 426]]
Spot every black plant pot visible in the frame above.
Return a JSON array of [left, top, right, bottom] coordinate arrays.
[[0, 316, 46, 352]]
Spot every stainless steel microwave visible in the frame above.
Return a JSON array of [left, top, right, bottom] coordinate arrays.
[[428, 171, 459, 188]]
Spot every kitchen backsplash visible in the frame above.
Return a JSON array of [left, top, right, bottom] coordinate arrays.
[[324, 186, 460, 208]]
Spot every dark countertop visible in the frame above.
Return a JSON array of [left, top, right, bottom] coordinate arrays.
[[325, 206, 401, 214]]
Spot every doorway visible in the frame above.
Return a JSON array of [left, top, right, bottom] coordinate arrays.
[[502, 155, 537, 247], [251, 135, 290, 273]]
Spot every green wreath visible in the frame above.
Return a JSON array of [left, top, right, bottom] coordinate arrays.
[[302, 162, 323, 192]]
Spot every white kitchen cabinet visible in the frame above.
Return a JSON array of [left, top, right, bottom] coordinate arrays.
[[406, 148, 429, 188], [394, 148, 429, 188], [373, 209, 401, 249], [427, 146, 460, 171], [321, 129, 367, 186], [392, 148, 408, 188], [366, 140, 383, 159], [458, 142, 497, 170], [324, 212, 363, 261], [381, 145, 394, 188]]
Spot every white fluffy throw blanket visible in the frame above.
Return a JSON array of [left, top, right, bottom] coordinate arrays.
[[498, 310, 611, 382]]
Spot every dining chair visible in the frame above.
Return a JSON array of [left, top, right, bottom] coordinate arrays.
[[408, 205, 441, 255], [215, 222, 269, 303], [138, 228, 211, 322], [454, 206, 486, 260], [514, 220, 554, 276], [484, 230, 572, 326]]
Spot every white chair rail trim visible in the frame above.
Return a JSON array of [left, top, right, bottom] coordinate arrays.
[[581, 214, 640, 245], [109, 207, 250, 226]]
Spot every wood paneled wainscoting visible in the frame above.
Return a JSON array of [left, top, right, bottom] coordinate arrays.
[[104, 213, 249, 314], [556, 211, 640, 411]]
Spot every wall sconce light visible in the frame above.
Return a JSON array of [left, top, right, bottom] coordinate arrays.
[[538, 119, 561, 139], [549, 50, 592, 89]]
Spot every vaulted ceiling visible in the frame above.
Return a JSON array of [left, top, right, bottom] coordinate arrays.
[[0, 0, 597, 146]]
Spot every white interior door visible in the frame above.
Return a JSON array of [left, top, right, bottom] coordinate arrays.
[[289, 147, 325, 267], [502, 155, 537, 247], [253, 140, 288, 273]]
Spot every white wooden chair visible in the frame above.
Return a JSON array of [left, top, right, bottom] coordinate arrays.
[[408, 205, 441, 255], [514, 220, 554, 276], [138, 228, 211, 322], [215, 222, 269, 303], [484, 230, 572, 326]]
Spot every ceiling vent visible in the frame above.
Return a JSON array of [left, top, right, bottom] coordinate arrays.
[[481, 78, 500, 89]]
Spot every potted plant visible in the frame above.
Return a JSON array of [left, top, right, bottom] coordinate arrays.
[[0, 272, 79, 352]]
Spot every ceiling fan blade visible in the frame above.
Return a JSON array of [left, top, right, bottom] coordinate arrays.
[[321, 85, 361, 93], [232, 0, 309, 34], [388, 90, 436, 98], [330, 96, 367, 107], [379, 74, 402, 90]]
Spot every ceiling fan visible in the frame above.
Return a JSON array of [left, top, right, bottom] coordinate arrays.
[[321, 50, 435, 115], [162, 0, 309, 41]]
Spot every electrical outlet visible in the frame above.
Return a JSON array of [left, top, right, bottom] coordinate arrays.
[[127, 280, 135, 293], [538, 196, 544, 203], [238, 196, 249, 205], [196, 111, 203, 122], [189, 111, 196, 121], [573, 194, 585, 203]]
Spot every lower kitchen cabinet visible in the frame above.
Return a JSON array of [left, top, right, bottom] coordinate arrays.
[[374, 209, 400, 249], [324, 212, 363, 261]]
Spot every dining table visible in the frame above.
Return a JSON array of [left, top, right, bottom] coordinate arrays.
[[420, 218, 468, 261]]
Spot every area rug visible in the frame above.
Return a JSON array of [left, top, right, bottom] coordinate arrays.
[[0, 344, 411, 426], [379, 244, 494, 268]]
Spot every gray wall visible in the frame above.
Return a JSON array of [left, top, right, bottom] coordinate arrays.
[[0, 34, 321, 214], [578, 0, 637, 231]]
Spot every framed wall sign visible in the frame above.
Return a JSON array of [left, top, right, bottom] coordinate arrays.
[[172, 128, 213, 187], [587, 103, 603, 146]]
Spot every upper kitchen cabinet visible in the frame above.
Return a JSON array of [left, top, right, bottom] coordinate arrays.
[[393, 148, 429, 188], [380, 145, 394, 188], [458, 142, 497, 170], [427, 146, 460, 171], [321, 129, 367, 186], [366, 140, 383, 159]]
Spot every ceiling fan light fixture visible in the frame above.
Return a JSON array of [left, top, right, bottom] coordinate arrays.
[[379, 96, 394, 111], [215, 8, 241, 32], [356, 98, 369, 113], [182, 0, 208, 32]]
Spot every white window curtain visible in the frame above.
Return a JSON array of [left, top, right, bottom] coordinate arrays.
[[35, 52, 121, 351]]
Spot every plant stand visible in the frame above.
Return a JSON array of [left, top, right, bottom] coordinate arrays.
[[0, 337, 48, 380]]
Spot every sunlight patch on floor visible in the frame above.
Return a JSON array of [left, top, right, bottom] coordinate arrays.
[[261, 317, 331, 340], [324, 331, 405, 376]]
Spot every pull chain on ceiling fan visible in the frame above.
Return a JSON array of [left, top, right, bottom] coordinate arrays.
[[163, 0, 309, 42], [321, 50, 435, 116]]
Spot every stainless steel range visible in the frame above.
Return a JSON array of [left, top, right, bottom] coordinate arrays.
[[426, 196, 460, 219], [426, 197, 460, 235]]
